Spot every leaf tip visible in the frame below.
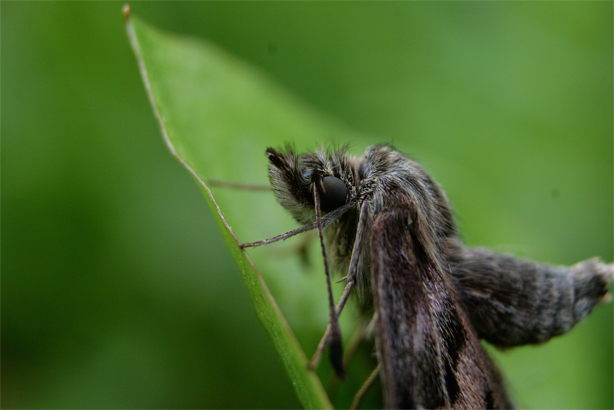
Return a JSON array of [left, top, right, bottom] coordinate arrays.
[[122, 4, 131, 21]]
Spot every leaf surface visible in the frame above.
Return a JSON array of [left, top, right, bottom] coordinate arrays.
[[124, 10, 367, 409]]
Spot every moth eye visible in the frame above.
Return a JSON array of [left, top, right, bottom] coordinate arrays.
[[319, 176, 348, 212]]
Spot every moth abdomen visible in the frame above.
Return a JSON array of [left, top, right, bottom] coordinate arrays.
[[449, 247, 613, 347]]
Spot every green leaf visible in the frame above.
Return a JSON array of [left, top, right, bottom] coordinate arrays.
[[124, 8, 366, 409]]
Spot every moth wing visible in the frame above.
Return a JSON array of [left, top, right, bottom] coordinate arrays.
[[371, 207, 511, 410]]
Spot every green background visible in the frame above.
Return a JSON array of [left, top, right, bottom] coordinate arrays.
[[3, 2, 612, 408]]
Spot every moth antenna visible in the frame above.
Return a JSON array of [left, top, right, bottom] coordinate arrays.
[[207, 179, 271, 191], [314, 184, 346, 379]]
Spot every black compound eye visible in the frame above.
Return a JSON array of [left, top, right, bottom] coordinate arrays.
[[319, 176, 348, 212]]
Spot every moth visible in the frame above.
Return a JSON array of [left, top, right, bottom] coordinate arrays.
[[240, 144, 612, 409]]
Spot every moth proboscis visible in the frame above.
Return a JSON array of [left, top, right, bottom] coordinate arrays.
[[230, 144, 613, 409]]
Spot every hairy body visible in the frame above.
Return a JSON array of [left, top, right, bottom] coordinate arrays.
[[265, 144, 612, 409]]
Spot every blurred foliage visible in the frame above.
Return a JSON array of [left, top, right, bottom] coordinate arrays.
[[3, 2, 612, 409]]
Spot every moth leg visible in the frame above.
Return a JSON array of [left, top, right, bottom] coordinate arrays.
[[266, 230, 316, 269], [342, 320, 369, 366], [308, 201, 371, 371], [240, 200, 356, 248], [341, 312, 377, 367], [307, 280, 356, 371], [325, 319, 373, 395], [313, 184, 348, 379], [347, 201, 371, 283], [349, 364, 380, 410], [448, 245, 613, 347]]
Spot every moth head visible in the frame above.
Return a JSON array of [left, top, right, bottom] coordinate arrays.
[[266, 146, 355, 225], [317, 175, 348, 212]]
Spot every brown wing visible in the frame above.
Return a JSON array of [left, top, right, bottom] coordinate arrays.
[[371, 207, 512, 409]]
